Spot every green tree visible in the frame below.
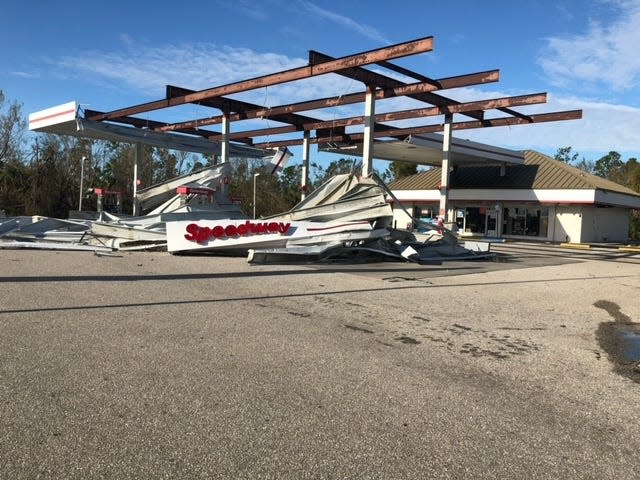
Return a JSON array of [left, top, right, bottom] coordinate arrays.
[[99, 142, 154, 213], [574, 158, 595, 174], [617, 158, 640, 240], [554, 146, 579, 164], [153, 148, 178, 184], [312, 157, 362, 186], [384, 160, 418, 182], [630, 159, 640, 192], [26, 134, 79, 217], [226, 158, 293, 218], [593, 151, 624, 180], [278, 163, 306, 207]]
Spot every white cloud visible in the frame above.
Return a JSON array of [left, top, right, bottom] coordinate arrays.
[[448, 91, 640, 160], [297, 0, 391, 45], [214, 0, 270, 21], [119, 33, 134, 46], [56, 43, 308, 98], [10, 71, 39, 79], [538, 0, 640, 94]]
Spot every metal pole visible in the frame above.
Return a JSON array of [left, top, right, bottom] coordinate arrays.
[[253, 173, 260, 219], [133, 143, 141, 216], [79, 156, 86, 211], [361, 84, 376, 177], [439, 113, 453, 222], [301, 131, 310, 201]]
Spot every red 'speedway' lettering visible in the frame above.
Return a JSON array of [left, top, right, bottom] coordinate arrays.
[[184, 221, 292, 243]]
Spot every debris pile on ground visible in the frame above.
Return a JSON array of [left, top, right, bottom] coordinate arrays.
[[0, 168, 493, 263]]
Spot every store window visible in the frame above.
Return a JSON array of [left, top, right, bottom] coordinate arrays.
[[465, 207, 484, 234], [503, 207, 549, 238], [414, 206, 438, 223]]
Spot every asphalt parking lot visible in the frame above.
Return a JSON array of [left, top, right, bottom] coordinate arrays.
[[1, 243, 639, 479]]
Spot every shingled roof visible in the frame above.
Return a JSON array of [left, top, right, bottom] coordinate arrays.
[[389, 150, 640, 197]]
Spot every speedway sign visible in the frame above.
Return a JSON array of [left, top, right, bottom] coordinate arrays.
[[166, 219, 374, 253]]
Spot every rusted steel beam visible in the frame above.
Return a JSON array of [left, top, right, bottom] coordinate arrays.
[[319, 92, 548, 127], [376, 60, 439, 84], [157, 80, 441, 133], [309, 50, 486, 121], [384, 92, 547, 120], [84, 109, 167, 129], [206, 93, 548, 141], [87, 36, 434, 122], [375, 60, 528, 123], [496, 106, 533, 121], [165, 86, 320, 126], [83, 109, 218, 138], [252, 138, 316, 149], [251, 110, 582, 148], [449, 110, 583, 130], [209, 124, 301, 141], [352, 110, 584, 139], [156, 70, 500, 133]]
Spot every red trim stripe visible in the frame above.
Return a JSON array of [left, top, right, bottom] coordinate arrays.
[[306, 221, 371, 232], [29, 108, 76, 124]]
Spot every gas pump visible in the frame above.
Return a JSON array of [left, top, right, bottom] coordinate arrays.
[[92, 188, 123, 214]]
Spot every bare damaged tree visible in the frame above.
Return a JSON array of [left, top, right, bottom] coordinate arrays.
[[0, 91, 28, 214]]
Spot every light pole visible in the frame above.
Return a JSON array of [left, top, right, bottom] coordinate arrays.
[[78, 156, 86, 211], [253, 173, 260, 219]]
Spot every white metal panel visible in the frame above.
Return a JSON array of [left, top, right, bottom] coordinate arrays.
[[28, 103, 271, 157], [28, 101, 77, 130]]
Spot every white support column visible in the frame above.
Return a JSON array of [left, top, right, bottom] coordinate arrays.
[[220, 112, 230, 195], [301, 131, 310, 200], [133, 142, 142, 216], [361, 84, 376, 177], [78, 156, 86, 211], [221, 112, 230, 164], [439, 114, 453, 222]]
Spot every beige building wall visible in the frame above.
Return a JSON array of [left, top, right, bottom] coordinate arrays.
[[552, 207, 584, 243], [392, 206, 414, 230], [582, 207, 630, 243]]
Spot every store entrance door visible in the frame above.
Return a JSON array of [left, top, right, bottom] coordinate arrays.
[[486, 209, 498, 237]]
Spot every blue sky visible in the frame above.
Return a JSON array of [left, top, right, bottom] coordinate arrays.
[[2, 0, 640, 167]]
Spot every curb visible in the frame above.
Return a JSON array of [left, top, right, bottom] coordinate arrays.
[[559, 242, 591, 250], [618, 246, 640, 253]]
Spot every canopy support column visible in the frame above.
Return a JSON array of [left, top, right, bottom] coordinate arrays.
[[361, 84, 376, 177], [439, 114, 453, 222], [301, 130, 310, 200], [220, 111, 230, 195], [133, 142, 142, 216]]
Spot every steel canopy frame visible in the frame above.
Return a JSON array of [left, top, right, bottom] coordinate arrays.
[[79, 35, 583, 222], [87, 36, 435, 122], [85, 35, 581, 154]]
